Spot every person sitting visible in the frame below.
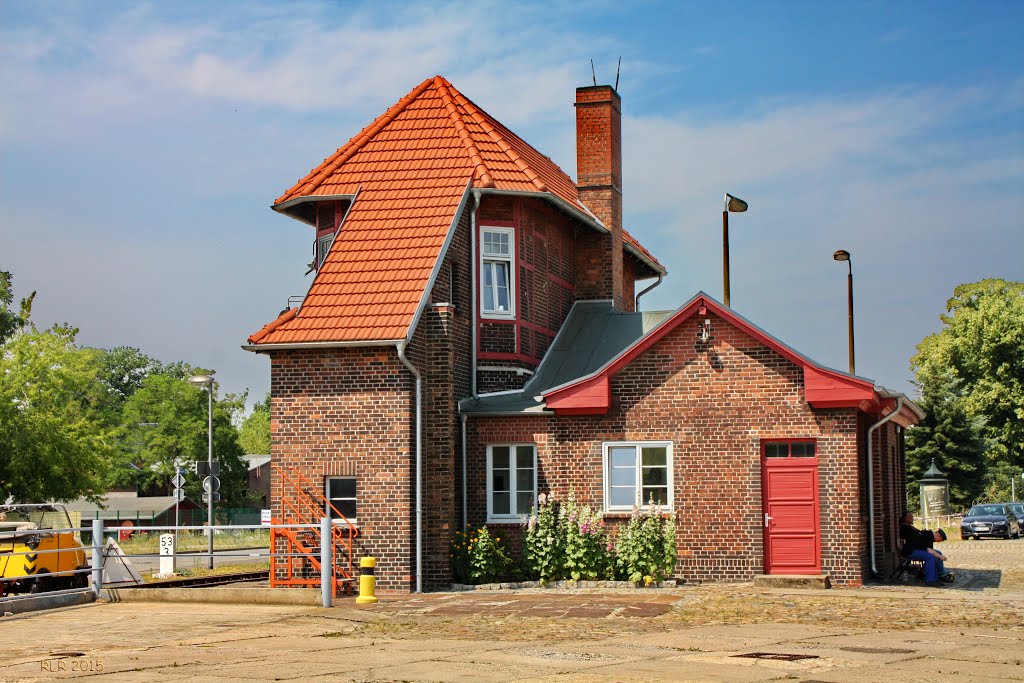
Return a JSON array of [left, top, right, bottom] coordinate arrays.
[[899, 511, 952, 587]]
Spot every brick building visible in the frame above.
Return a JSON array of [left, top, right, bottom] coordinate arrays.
[[244, 75, 921, 592]]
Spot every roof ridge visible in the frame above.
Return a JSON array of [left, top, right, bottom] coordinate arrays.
[[433, 76, 495, 188], [275, 77, 436, 204], [452, 87, 548, 193]]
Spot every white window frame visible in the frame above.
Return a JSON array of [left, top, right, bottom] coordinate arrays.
[[317, 233, 334, 270], [602, 441, 674, 512], [486, 444, 537, 522], [479, 226, 515, 319], [325, 476, 356, 525]]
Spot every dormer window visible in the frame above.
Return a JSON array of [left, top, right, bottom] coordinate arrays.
[[480, 227, 514, 318], [316, 233, 334, 270], [315, 202, 336, 272]]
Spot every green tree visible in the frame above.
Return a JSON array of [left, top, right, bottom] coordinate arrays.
[[0, 324, 115, 502], [905, 380, 986, 512], [911, 279, 1024, 497], [238, 393, 271, 455], [0, 270, 34, 344], [98, 346, 161, 409], [116, 373, 251, 506]]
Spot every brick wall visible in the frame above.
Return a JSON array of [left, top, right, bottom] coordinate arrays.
[[269, 347, 415, 592], [417, 206, 472, 589], [864, 418, 906, 577], [467, 312, 866, 586], [476, 195, 577, 393]]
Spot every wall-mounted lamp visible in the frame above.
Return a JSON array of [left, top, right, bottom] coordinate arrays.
[[698, 318, 711, 342]]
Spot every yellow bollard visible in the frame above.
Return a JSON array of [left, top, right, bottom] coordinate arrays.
[[356, 556, 378, 604]]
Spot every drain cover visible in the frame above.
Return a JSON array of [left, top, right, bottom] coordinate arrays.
[[733, 652, 820, 661]]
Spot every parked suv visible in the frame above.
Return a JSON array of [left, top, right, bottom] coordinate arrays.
[[961, 504, 1021, 540]]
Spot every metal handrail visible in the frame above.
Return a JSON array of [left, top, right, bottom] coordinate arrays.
[[284, 466, 357, 579]]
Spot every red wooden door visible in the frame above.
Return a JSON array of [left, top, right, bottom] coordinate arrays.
[[762, 441, 821, 574]]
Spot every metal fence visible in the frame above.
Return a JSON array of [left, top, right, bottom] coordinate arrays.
[[1, 518, 336, 608], [74, 507, 262, 527]]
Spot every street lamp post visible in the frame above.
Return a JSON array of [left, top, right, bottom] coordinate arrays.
[[833, 250, 855, 375], [722, 193, 748, 307], [188, 372, 216, 569]]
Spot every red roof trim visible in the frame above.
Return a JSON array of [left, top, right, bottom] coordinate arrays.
[[542, 293, 883, 415]]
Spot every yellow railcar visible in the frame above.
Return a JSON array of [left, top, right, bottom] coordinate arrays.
[[0, 504, 89, 595]]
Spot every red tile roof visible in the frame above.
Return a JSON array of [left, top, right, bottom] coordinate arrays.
[[249, 75, 664, 346]]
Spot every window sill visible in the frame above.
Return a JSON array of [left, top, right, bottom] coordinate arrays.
[[602, 509, 673, 518]]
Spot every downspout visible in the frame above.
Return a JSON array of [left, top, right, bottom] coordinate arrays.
[[396, 341, 423, 593], [461, 413, 468, 531], [635, 275, 663, 310], [463, 191, 481, 535], [470, 190, 481, 397], [865, 396, 904, 578]]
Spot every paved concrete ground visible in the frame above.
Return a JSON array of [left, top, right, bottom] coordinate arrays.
[[1, 537, 1022, 682]]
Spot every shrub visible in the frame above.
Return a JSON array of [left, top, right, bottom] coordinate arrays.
[[560, 497, 614, 581], [450, 525, 514, 584], [523, 493, 563, 581], [614, 502, 677, 584], [523, 492, 614, 582]]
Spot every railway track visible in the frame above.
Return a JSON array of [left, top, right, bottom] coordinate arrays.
[[133, 570, 269, 589]]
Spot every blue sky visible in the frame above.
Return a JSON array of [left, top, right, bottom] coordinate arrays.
[[2, 1, 1022, 410]]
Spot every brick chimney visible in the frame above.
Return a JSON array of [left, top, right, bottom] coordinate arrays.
[[574, 85, 625, 310]]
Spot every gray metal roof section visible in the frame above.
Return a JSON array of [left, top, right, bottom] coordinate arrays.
[[460, 301, 673, 415], [60, 495, 199, 517]]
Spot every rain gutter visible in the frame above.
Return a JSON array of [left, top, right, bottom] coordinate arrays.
[[635, 275, 663, 310], [396, 340, 423, 594], [866, 395, 905, 578]]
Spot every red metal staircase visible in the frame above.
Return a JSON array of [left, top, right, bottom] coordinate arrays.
[[269, 464, 358, 595]]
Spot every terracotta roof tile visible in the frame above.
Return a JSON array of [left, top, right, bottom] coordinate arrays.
[[249, 75, 664, 346]]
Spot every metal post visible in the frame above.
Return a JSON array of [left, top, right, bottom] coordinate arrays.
[[722, 209, 730, 307], [320, 517, 332, 608], [207, 385, 214, 569], [91, 519, 104, 597], [846, 266, 855, 375]]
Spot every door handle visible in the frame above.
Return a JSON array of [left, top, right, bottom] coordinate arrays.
[[764, 513, 773, 527]]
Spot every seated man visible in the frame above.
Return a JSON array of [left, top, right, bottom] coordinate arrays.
[[899, 511, 952, 587]]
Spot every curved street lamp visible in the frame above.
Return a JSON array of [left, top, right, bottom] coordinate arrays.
[[832, 250, 855, 375], [722, 193, 748, 307], [187, 371, 216, 569]]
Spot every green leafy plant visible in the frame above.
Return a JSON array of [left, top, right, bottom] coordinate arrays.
[[560, 496, 614, 581], [614, 501, 677, 584], [522, 492, 614, 582], [523, 492, 563, 582], [449, 525, 514, 584]]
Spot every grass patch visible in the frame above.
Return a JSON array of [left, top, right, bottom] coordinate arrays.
[[141, 560, 269, 582], [118, 529, 269, 555]]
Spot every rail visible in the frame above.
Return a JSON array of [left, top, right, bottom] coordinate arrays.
[[0, 519, 338, 608]]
